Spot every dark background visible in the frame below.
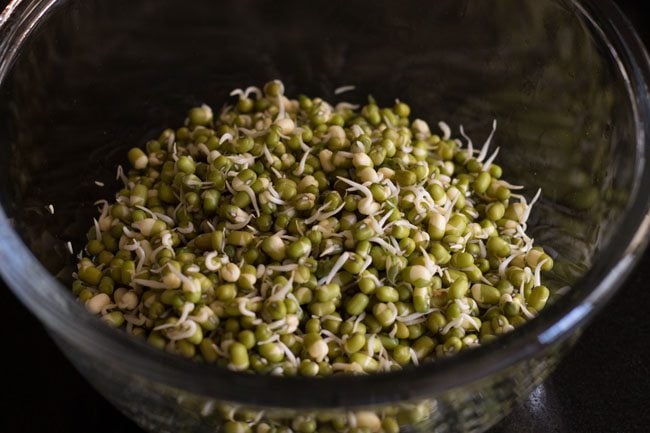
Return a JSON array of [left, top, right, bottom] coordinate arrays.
[[1, 1, 649, 432]]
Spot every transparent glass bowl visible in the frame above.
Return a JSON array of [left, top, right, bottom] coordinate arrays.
[[1, 1, 649, 432]]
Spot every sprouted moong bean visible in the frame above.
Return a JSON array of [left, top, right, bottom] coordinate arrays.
[[72, 80, 553, 377]]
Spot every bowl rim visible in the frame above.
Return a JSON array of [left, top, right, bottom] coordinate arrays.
[[1, 0, 649, 409]]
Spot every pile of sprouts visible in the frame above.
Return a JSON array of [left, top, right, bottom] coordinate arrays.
[[72, 80, 553, 379]]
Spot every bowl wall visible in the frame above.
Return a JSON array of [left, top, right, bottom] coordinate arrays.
[[1, 0, 648, 432]]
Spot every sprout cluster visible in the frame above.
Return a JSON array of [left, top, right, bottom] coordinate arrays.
[[72, 80, 554, 380]]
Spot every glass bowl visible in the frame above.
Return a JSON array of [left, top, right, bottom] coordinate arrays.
[[1, 1, 649, 432]]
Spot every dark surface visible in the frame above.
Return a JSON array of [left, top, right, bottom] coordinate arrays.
[[1, 1, 650, 432]]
